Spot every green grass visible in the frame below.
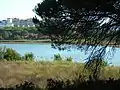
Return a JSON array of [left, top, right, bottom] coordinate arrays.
[[0, 60, 119, 88]]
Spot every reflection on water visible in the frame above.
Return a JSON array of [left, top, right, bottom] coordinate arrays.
[[0, 43, 120, 66]]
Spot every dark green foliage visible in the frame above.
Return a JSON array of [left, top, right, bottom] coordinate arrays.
[[33, 0, 120, 60], [66, 56, 73, 62], [102, 60, 109, 67], [4, 48, 21, 61], [0, 47, 36, 61], [3, 26, 37, 31], [0, 46, 6, 59], [53, 54, 62, 61], [33, 0, 120, 77], [3, 31, 10, 39], [13, 34, 23, 40], [0, 27, 48, 40], [23, 52, 34, 61]]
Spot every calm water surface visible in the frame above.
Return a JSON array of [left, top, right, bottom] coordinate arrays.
[[0, 43, 120, 66]]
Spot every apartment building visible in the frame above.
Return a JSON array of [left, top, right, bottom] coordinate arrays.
[[0, 18, 35, 28]]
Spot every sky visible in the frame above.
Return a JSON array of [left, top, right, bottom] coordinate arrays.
[[0, 0, 43, 20]]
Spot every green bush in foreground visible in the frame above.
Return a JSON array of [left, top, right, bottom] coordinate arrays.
[[54, 54, 62, 61], [4, 48, 21, 61], [0, 47, 35, 61], [23, 52, 34, 61], [66, 56, 73, 62], [53, 54, 73, 62]]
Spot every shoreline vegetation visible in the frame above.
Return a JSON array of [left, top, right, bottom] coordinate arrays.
[[0, 26, 119, 45], [0, 39, 51, 44], [0, 40, 120, 48], [0, 26, 120, 47]]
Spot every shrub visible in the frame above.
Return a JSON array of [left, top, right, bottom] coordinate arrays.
[[102, 60, 109, 66], [53, 54, 62, 61], [66, 56, 73, 62], [4, 48, 21, 61], [23, 52, 34, 61], [0, 46, 6, 59]]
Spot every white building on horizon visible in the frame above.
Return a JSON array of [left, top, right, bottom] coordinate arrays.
[[0, 18, 35, 28], [7, 18, 35, 27]]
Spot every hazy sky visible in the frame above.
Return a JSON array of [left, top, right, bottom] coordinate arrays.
[[0, 0, 43, 20]]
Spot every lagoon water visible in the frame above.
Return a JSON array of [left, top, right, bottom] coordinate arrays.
[[0, 43, 120, 66]]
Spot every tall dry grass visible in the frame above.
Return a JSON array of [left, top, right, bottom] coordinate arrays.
[[0, 60, 119, 88]]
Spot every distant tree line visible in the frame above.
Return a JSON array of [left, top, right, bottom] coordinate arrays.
[[0, 27, 49, 40]]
